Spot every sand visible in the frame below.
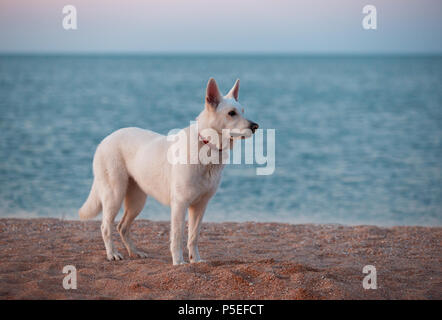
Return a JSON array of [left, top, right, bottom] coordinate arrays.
[[0, 218, 440, 299]]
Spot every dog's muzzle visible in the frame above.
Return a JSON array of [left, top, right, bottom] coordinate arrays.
[[249, 122, 259, 133]]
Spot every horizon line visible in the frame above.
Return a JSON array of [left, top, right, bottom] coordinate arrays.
[[1, 51, 442, 57], [0, 52, 442, 58]]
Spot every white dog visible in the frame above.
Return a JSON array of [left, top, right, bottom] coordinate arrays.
[[79, 78, 258, 265]]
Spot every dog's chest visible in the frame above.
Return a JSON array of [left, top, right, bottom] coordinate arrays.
[[183, 164, 224, 201], [197, 164, 223, 189]]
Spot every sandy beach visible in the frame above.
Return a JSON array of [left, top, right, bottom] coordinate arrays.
[[0, 218, 440, 300]]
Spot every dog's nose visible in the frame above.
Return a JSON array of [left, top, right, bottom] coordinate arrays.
[[249, 122, 259, 133]]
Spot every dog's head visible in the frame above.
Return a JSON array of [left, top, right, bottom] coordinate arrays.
[[197, 78, 259, 142]]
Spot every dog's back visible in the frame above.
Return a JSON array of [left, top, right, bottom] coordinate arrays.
[[79, 127, 167, 220]]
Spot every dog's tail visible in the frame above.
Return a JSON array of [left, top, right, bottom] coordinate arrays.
[[79, 180, 102, 220]]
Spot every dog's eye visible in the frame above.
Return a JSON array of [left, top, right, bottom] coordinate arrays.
[[228, 110, 236, 117]]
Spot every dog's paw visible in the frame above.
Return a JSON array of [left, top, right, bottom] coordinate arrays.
[[107, 251, 123, 261], [131, 250, 148, 259], [173, 260, 188, 266], [191, 259, 206, 264], [189, 252, 205, 263]]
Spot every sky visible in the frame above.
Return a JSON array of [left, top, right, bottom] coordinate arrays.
[[0, 0, 441, 54]]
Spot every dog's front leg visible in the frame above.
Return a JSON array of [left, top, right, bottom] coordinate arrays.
[[187, 198, 209, 263], [170, 201, 187, 265]]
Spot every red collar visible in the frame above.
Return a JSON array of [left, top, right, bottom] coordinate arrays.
[[198, 133, 210, 145], [198, 132, 223, 151]]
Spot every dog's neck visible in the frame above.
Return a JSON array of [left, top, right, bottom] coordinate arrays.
[[195, 110, 234, 152], [179, 122, 227, 173], [198, 132, 219, 150]]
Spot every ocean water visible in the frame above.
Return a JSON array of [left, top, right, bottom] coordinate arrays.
[[0, 54, 441, 226]]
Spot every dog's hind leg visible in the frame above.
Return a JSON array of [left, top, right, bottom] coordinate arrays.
[[100, 171, 128, 261], [117, 178, 147, 258]]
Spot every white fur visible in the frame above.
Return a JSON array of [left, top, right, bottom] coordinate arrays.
[[79, 78, 258, 265]]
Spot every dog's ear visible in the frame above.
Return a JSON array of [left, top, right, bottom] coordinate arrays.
[[205, 78, 221, 110], [226, 79, 240, 101]]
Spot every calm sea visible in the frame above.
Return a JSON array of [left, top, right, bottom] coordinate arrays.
[[0, 54, 441, 226]]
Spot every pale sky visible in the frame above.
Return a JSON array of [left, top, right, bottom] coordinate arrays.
[[0, 0, 441, 54]]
